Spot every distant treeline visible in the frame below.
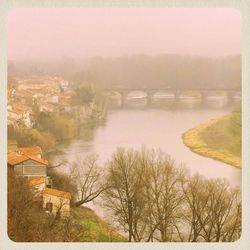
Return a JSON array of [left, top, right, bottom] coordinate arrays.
[[8, 54, 241, 89], [87, 54, 241, 89]]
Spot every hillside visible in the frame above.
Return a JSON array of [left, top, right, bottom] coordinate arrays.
[[71, 206, 127, 242]]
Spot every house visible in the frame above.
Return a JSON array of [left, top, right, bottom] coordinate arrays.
[[7, 149, 48, 179], [7, 103, 33, 128], [7, 88, 16, 101], [60, 80, 69, 91], [27, 176, 46, 190], [16, 146, 43, 158], [27, 177, 47, 202], [38, 102, 59, 113], [13, 89, 36, 106], [7, 107, 23, 120], [43, 188, 71, 217], [7, 117, 17, 127], [45, 95, 59, 104]]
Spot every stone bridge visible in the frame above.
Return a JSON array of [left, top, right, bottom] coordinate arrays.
[[105, 87, 241, 107]]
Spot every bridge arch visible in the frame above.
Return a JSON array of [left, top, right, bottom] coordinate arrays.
[[105, 87, 241, 108], [125, 91, 148, 107]]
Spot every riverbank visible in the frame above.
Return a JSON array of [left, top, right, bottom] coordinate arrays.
[[71, 206, 127, 242], [182, 113, 241, 168]]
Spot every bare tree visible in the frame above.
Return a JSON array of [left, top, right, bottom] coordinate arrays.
[[203, 179, 241, 242], [103, 148, 241, 243], [222, 189, 241, 242], [181, 174, 211, 242], [181, 175, 241, 242], [141, 149, 185, 242], [103, 148, 147, 242], [70, 154, 106, 207]]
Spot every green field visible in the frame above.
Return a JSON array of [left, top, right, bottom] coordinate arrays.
[[183, 112, 241, 168]]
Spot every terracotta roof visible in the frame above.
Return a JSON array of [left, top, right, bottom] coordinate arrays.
[[8, 109, 23, 115], [8, 152, 29, 165], [7, 151, 48, 166], [7, 117, 17, 122], [27, 177, 46, 187], [17, 146, 42, 156], [10, 103, 31, 112], [7, 117, 17, 124], [15, 89, 34, 96], [28, 155, 48, 165], [43, 188, 71, 199]]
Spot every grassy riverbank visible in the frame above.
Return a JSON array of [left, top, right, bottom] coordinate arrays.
[[71, 206, 127, 242], [182, 112, 241, 168]]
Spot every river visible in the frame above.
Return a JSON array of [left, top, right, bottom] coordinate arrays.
[[50, 107, 241, 185], [49, 102, 241, 219]]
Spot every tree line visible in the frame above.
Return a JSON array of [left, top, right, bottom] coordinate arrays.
[[98, 148, 241, 242], [8, 147, 241, 242], [87, 54, 241, 89], [8, 54, 241, 90], [65, 147, 241, 242]]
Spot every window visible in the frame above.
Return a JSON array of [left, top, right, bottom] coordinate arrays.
[[45, 202, 53, 212]]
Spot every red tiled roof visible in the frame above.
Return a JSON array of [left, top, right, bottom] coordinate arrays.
[[28, 155, 48, 165], [27, 177, 46, 187], [17, 146, 42, 156], [7, 152, 29, 165], [8, 109, 23, 115], [43, 188, 71, 199], [7, 117, 17, 122], [7, 151, 48, 166], [7, 117, 17, 124], [10, 103, 31, 112]]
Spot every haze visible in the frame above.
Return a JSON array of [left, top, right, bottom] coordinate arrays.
[[8, 8, 241, 61]]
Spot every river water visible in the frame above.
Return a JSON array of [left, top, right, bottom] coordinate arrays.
[[51, 108, 241, 185], [49, 98, 241, 220]]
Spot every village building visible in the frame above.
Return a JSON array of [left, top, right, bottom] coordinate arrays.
[[16, 146, 43, 158], [7, 116, 17, 127], [17, 79, 48, 91], [38, 102, 59, 113], [7, 144, 72, 218], [60, 80, 69, 91], [7, 106, 23, 120], [7, 103, 33, 128], [7, 88, 16, 101], [43, 188, 71, 217], [27, 176, 47, 203], [45, 94, 59, 104], [7, 149, 48, 179], [12, 88, 35, 105]]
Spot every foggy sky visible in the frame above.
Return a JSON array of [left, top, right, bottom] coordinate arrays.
[[8, 8, 241, 61]]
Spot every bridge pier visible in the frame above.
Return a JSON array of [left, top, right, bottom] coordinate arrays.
[[120, 91, 127, 108], [227, 91, 235, 106], [200, 91, 207, 106], [146, 91, 155, 107], [174, 90, 181, 103]]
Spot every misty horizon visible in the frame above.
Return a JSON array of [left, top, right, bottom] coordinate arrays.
[[8, 52, 242, 63], [8, 8, 241, 62]]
